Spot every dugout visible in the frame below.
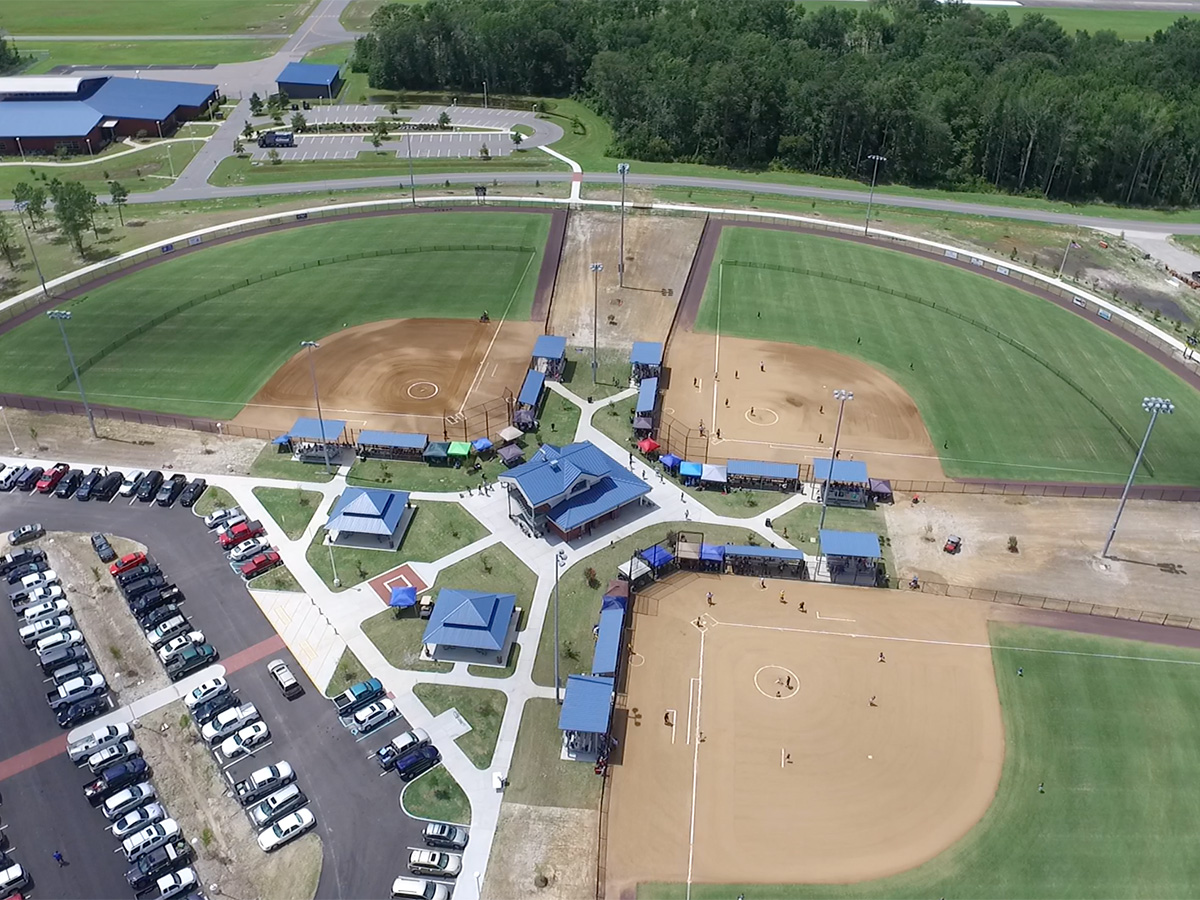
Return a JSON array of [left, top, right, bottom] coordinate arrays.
[[727, 459, 800, 492], [700, 464, 727, 491], [531, 335, 568, 381], [636, 377, 659, 416], [356, 430, 428, 461], [677, 537, 726, 573], [630, 342, 663, 384], [813, 459, 870, 509], [592, 603, 626, 678], [559, 674, 615, 762], [272, 416, 346, 465], [818, 529, 884, 587], [724, 544, 807, 579]]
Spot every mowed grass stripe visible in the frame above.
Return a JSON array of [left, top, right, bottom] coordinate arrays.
[[643, 624, 1200, 899], [698, 228, 1200, 485], [0, 213, 550, 419]]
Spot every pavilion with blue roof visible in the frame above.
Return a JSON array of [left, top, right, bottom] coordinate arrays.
[[531, 334, 568, 380], [272, 416, 347, 465], [324, 486, 413, 550], [813, 457, 871, 508], [559, 674, 615, 761], [356, 430, 428, 460], [498, 441, 651, 540], [276, 62, 343, 99], [630, 341, 663, 383], [422, 588, 518, 664], [819, 529, 884, 586]]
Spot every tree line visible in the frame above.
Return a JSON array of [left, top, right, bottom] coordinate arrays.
[[353, 0, 1200, 208]]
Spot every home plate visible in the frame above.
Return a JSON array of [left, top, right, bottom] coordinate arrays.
[[816, 612, 855, 622]]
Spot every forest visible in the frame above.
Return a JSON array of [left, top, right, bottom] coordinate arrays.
[[353, 0, 1200, 208]]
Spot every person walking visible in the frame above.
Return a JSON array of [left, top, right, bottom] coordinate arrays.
[[779, 590, 786, 604], [725, 398, 729, 407], [869, 695, 877, 707], [1017, 667, 1024, 677], [1038, 782, 1045, 793], [706, 591, 714, 606], [53, 851, 65, 867], [693, 377, 698, 388], [878, 652, 886, 663], [759, 577, 766, 589], [798, 601, 806, 613], [760, 360, 765, 372]]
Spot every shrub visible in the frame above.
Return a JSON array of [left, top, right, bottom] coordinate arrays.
[[584, 566, 599, 588], [1008, 535, 1019, 553]]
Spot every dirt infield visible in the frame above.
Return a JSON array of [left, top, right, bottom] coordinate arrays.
[[604, 573, 1003, 896], [232, 318, 541, 434], [660, 331, 945, 480]]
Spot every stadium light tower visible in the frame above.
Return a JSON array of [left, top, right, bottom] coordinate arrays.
[[863, 154, 886, 236], [300, 340, 333, 475], [1101, 396, 1174, 558], [554, 548, 568, 704], [818, 389, 854, 533], [47, 310, 97, 439], [617, 163, 630, 287], [590, 262, 603, 382]]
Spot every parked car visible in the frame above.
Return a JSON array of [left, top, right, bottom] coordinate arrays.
[[130, 586, 182, 619], [16, 466, 44, 491], [93, 471, 124, 501], [138, 603, 182, 631], [248, 783, 307, 827], [20, 613, 74, 647], [7, 560, 49, 584], [84, 758, 149, 805], [53, 468, 84, 498], [36, 462, 70, 492], [124, 840, 192, 893], [352, 699, 397, 734], [378, 728, 430, 770], [422, 822, 468, 850], [179, 477, 207, 508], [228, 537, 270, 562], [40, 643, 90, 675], [333, 678, 384, 715], [157, 630, 205, 664], [220, 721, 270, 759], [22, 596, 70, 622], [8, 522, 45, 545], [124, 574, 168, 600], [267, 659, 303, 699], [188, 685, 237, 722], [256, 808, 315, 852], [155, 866, 198, 900], [135, 470, 164, 501], [390, 877, 449, 900], [111, 801, 166, 839], [234, 762, 295, 806], [102, 782, 157, 820], [121, 819, 180, 863], [76, 467, 103, 500], [213, 515, 249, 538], [156, 474, 187, 507], [68, 722, 131, 763], [184, 676, 228, 709], [0, 864, 30, 898], [0, 465, 26, 491], [37, 627, 84, 655], [201, 703, 259, 743], [17, 568, 58, 592], [120, 470, 146, 498], [0, 547, 44, 575], [117, 563, 160, 586], [204, 506, 242, 529], [166, 642, 218, 681], [91, 532, 117, 562], [240, 551, 282, 580], [145, 614, 191, 647], [86, 740, 141, 774], [58, 693, 110, 728], [395, 745, 442, 782], [219, 520, 264, 550], [47, 673, 106, 710], [11, 584, 63, 612], [111, 552, 148, 576], [50, 657, 98, 686], [408, 850, 462, 878]]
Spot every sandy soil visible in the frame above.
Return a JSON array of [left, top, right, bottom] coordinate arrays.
[[136, 706, 323, 900], [36, 531, 168, 704], [233, 317, 540, 436], [483, 803, 598, 900], [660, 332, 944, 480], [548, 211, 702, 350], [886, 493, 1200, 617], [2, 407, 262, 474], [605, 572, 1003, 896]]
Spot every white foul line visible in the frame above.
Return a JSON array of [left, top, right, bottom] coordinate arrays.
[[685, 629, 706, 900], [459, 249, 536, 414]]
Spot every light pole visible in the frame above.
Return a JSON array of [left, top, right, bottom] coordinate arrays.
[[590, 262, 603, 383], [327, 541, 340, 588], [554, 549, 567, 704], [617, 163, 630, 287], [16, 202, 48, 298], [817, 388, 854, 534], [0, 406, 18, 452], [482, 81, 488, 109], [1101, 396, 1174, 558], [47, 310, 98, 438], [406, 130, 416, 203], [14, 136, 24, 162], [300, 340, 333, 474], [863, 154, 886, 236]]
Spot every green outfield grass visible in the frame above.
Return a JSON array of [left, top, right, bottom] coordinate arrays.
[[1, 0, 314, 35], [21, 39, 282, 72], [644, 623, 1200, 899], [0, 212, 550, 418], [701, 227, 1200, 485]]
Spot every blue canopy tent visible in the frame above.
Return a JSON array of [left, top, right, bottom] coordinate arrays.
[[472, 437, 494, 456], [679, 460, 703, 485], [389, 585, 417, 611], [700, 543, 726, 563], [660, 453, 682, 470], [640, 545, 674, 570]]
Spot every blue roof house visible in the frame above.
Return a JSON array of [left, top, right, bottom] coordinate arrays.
[[421, 589, 518, 665], [277, 62, 343, 99], [324, 486, 413, 550], [497, 441, 651, 540]]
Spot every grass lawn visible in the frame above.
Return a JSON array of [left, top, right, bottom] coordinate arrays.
[[400, 766, 471, 825], [644, 623, 1200, 898], [591, 395, 636, 450], [531, 521, 768, 688], [504, 698, 600, 809], [0, 212, 552, 418], [22, 40, 282, 73], [349, 454, 510, 494], [0, 140, 204, 196], [534, 391, 582, 445], [1173, 235, 1200, 255], [701, 227, 1200, 485], [412, 683, 507, 769], [2, 0, 314, 34], [562, 348, 631, 400], [428, 543, 537, 608], [468, 642, 520, 679], [249, 446, 336, 484], [301, 42, 353, 66], [324, 646, 368, 696], [192, 484, 236, 519], [771, 503, 898, 587], [247, 564, 302, 592], [361, 608, 451, 673], [306, 499, 486, 591], [251, 486, 322, 539], [209, 151, 565, 187]]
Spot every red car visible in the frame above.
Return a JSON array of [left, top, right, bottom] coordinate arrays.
[[219, 521, 264, 550], [109, 552, 148, 576], [240, 551, 282, 580], [36, 463, 70, 493]]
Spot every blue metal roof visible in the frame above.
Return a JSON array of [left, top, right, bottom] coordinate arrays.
[[558, 674, 614, 733], [86, 76, 215, 120], [325, 487, 409, 536], [636, 376, 658, 414], [532, 335, 567, 360], [813, 458, 870, 484], [726, 458, 800, 480], [423, 589, 515, 651], [591, 608, 625, 676], [724, 544, 806, 561], [0, 101, 102, 138], [679, 461, 702, 477], [287, 416, 346, 442], [548, 469, 650, 531], [819, 529, 882, 558], [357, 430, 427, 450], [517, 369, 546, 407], [630, 342, 663, 365], [277, 62, 341, 87], [500, 442, 617, 506], [640, 545, 674, 567]]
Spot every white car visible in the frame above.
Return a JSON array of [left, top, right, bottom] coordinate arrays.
[[22, 597, 71, 622], [36, 628, 85, 655], [19, 613, 74, 646], [87, 740, 141, 774], [185, 676, 229, 709], [68, 722, 132, 762], [157, 630, 205, 664], [201, 703, 259, 743], [120, 470, 145, 497], [145, 615, 189, 647], [111, 802, 166, 839], [228, 537, 270, 562], [256, 807, 315, 852], [19, 569, 59, 591], [353, 698, 397, 734], [23, 586, 66, 609], [156, 866, 197, 900], [220, 721, 270, 759], [204, 506, 242, 529], [103, 782, 157, 820], [408, 849, 463, 878]]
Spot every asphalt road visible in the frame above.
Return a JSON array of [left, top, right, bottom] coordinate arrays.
[[0, 485, 437, 900]]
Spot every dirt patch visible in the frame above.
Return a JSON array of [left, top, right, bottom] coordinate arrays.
[[548, 211, 702, 350], [605, 573, 1003, 895], [885, 493, 1200, 617], [232, 317, 541, 435], [660, 332, 943, 481], [39, 532, 168, 704], [135, 706, 322, 900], [483, 803, 597, 900]]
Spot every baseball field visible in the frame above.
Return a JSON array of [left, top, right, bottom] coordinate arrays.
[[0, 211, 554, 421], [674, 225, 1200, 486]]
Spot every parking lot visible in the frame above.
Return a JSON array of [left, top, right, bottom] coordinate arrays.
[[0, 480, 441, 899], [251, 131, 516, 162]]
